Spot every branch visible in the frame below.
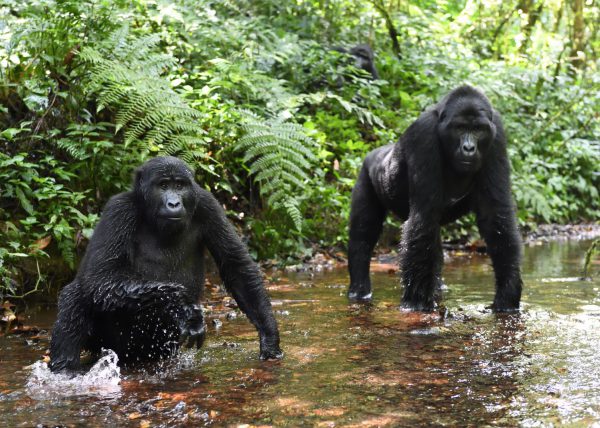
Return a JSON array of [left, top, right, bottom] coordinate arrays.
[[369, 0, 401, 58]]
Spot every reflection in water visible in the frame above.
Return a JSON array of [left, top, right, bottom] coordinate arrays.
[[0, 240, 598, 426]]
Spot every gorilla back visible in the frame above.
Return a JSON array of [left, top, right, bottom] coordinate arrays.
[[50, 156, 282, 373], [348, 85, 523, 311]]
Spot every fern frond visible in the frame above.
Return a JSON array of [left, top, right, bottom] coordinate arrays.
[[56, 139, 87, 160], [236, 112, 317, 231], [79, 30, 209, 162]]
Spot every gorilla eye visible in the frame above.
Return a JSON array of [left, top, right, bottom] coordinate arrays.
[[159, 182, 168, 190], [175, 182, 183, 190]]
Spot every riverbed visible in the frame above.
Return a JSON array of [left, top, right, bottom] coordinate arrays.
[[1, 240, 599, 426]]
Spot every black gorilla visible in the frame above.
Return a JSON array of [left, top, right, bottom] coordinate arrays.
[[333, 44, 379, 80], [50, 156, 282, 373], [348, 85, 523, 311]]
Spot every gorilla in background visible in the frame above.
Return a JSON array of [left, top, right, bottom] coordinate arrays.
[[50, 156, 282, 373], [333, 44, 379, 80], [348, 85, 523, 311]]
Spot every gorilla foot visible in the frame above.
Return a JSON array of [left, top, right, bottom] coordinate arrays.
[[180, 304, 206, 349], [348, 283, 372, 302], [348, 291, 373, 302], [259, 336, 283, 361], [260, 347, 284, 361], [490, 302, 520, 313]]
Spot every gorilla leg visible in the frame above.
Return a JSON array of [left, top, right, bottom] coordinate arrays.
[[348, 168, 386, 301], [400, 216, 442, 311]]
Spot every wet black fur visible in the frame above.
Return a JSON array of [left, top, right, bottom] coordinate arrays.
[[348, 85, 523, 311], [50, 157, 281, 373]]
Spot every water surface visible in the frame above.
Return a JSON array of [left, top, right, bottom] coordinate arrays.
[[1, 240, 599, 426]]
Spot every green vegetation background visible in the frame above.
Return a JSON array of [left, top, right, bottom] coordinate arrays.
[[1, 0, 598, 297]]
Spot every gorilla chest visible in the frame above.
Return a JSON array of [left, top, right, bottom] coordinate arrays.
[[443, 172, 475, 206], [131, 230, 204, 285], [439, 172, 476, 223]]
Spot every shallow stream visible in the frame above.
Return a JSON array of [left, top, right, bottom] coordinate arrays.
[[1, 240, 599, 426]]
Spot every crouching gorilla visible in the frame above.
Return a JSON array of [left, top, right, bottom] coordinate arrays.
[[348, 85, 523, 311], [50, 156, 282, 373]]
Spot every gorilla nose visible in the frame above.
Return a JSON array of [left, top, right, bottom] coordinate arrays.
[[462, 143, 475, 154], [166, 200, 183, 217], [461, 135, 476, 156]]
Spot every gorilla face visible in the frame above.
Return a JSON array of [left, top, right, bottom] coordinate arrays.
[[437, 95, 497, 174], [135, 157, 197, 234]]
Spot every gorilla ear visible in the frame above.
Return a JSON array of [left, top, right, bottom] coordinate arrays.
[[438, 109, 446, 121], [133, 168, 145, 193]]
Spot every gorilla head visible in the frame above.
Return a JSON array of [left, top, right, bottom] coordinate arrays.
[[349, 44, 379, 80], [134, 156, 197, 235], [436, 86, 497, 174]]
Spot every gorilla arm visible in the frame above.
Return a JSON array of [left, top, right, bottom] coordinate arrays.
[[199, 190, 282, 360], [474, 114, 523, 311], [399, 110, 445, 311]]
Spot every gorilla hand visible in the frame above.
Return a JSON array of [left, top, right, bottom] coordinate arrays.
[[259, 330, 283, 360], [179, 304, 206, 349]]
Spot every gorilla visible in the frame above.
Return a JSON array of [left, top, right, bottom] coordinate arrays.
[[333, 43, 379, 80], [50, 156, 282, 373], [347, 85, 523, 311]]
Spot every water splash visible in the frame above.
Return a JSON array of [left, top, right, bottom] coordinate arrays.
[[26, 349, 121, 398], [139, 348, 202, 383]]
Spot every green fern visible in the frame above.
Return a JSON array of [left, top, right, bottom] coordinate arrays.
[[78, 27, 211, 169], [237, 112, 317, 231]]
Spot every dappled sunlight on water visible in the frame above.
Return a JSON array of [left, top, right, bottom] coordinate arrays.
[[1, 240, 599, 426]]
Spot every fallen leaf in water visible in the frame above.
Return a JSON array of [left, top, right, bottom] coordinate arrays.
[[369, 263, 397, 272], [128, 412, 142, 420]]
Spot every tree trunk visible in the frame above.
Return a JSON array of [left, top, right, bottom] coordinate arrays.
[[519, 1, 544, 54], [570, 0, 585, 69], [370, 0, 401, 58]]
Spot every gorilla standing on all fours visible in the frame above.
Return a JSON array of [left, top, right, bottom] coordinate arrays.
[[348, 85, 523, 311], [50, 156, 282, 373]]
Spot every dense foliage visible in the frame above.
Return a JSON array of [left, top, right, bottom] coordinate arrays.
[[1, 0, 598, 296]]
